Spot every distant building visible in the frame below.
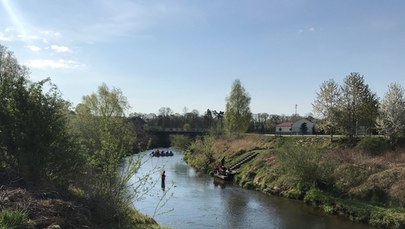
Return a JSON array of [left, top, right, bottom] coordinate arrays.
[[276, 118, 314, 135], [275, 121, 294, 133]]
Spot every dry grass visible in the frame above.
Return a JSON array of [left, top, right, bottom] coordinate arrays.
[[211, 134, 274, 156], [328, 149, 405, 207]]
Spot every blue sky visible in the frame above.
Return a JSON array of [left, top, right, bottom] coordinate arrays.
[[1, 0, 404, 116]]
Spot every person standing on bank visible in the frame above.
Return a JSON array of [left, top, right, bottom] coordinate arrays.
[[161, 171, 166, 190]]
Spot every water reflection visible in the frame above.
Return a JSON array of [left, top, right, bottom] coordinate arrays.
[[213, 178, 226, 189], [132, 148, 372, 229], [225, 189, 248, 228]]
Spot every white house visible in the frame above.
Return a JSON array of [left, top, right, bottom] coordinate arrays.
[[275, 121, 293, 133], [276, 118, 314, 134]]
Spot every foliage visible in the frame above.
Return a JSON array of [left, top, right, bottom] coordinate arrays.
[[0, 209, 31, 229], [0, 45, 160, 228], [312, 79, 341, 140], [72, 83, 141, 224], [170, 135, 192, 151], [337, 73, 379, 139], [313, 74, 380, 141], [250, 113, 271, 133], [276, 144, 335, 188], [0, 45, 84, 184], [184, 136, 215, 172], [355, 136, 390, 155], [377, 83, 405, 146], [224, 79, 252, 135], [304, 188, 405, 228]]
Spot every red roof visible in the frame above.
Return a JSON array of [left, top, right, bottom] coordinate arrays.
[[276, 121, 293, 127]]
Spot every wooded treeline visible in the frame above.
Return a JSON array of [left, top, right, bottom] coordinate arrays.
[[132, 76, 405, 147]]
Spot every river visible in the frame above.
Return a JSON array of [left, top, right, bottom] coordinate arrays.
[[131, 148, 373, 229]]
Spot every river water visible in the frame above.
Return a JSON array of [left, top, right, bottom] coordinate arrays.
[[131, 148, 372, 229]]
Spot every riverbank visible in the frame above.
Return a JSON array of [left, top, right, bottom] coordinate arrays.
[[0, 172, 161, 229], [183, 134, 405, 228]]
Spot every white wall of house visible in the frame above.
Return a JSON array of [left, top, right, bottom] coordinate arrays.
[[291, 118, 314, 134], [276, 126, 292, 133]]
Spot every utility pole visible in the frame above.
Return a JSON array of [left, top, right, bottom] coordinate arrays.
[[295, 104, 297, 115]]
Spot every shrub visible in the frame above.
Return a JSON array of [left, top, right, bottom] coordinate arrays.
[[356, 136, 390, 155], [277, 144, 335, 189], [0, 45, 86, 184]]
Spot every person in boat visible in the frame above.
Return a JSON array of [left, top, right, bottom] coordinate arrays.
[[213, 163, 220, 175]]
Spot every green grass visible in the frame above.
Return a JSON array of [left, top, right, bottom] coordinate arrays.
[[0, 209, 31, 229], [304, 188, 405, 228]]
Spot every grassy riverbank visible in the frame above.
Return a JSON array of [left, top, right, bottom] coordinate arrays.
[[183, 134, 405, 228], [0, 172, 162, 229]]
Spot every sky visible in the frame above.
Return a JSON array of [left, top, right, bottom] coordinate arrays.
[[1, 0, 404, 116]]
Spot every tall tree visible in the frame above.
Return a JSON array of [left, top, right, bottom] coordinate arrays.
[[73, 83, 134, 201], [158, 107, 173, 128], [212, 110, 224, 133], [257, 113, 270, 133], [377, 83, 405, 146], [312, 79, 341, 141], [224, 79, 252, 135], [203, 109, 214, 129], [337, 73, 379, 138]]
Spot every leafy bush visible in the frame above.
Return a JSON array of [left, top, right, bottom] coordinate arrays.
[[355, 136, 390, 155], [184, 136, 215, 172], [277, 144, 335, 189], [0, 45, 86, 184]]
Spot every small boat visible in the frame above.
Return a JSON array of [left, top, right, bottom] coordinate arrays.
[[213, 169, 236, 181]]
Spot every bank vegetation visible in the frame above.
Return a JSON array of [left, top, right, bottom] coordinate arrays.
[[0, 45, 161, 228], [181, 134, 405, 228]]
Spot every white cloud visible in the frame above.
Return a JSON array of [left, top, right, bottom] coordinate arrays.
[[40, 30, 62, 37], [27, 59, 83, 69], [1, 28, 62, 44], [51, 45, 72, 53], [298, 27, 316, 34], [0, 33, 13, 41], [17, 34, 42, 41], [25, 45, 41, 52]]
